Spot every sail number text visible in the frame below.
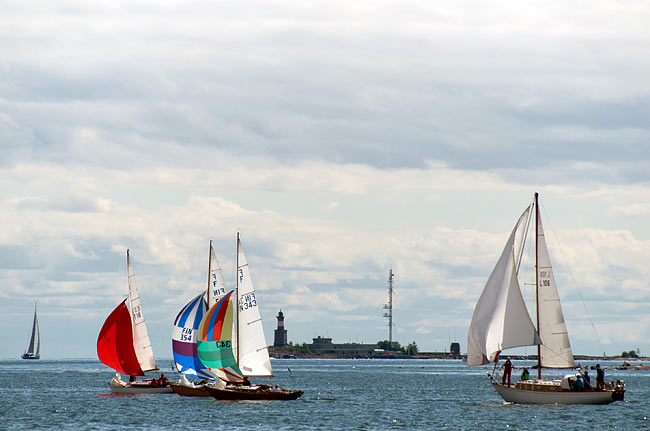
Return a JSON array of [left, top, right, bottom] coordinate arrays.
[[539, 270, 551, 287], [211, 274, 226, 296], [179, 327, 194, 342], [132, 305, 142, 320], [240, 292, 257, 311]]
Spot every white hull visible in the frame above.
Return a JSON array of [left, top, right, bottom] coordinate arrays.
[[109, 378, 173, 394], [493, 382, 621, 405]]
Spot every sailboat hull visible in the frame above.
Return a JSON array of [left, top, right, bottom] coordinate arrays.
[[169, 382, 212, 397], [21, 353, 40, 360], [109, 379, 173, 394], [492, 382, 624, 404], [206, 386, 303, 401]]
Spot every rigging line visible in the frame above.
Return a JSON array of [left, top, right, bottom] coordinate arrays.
[[539, 200, 605, 356]]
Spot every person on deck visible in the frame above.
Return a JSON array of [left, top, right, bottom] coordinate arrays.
[[575, 374, 585, 391], [520, 367, 530, 381], [158, 373, 169, 386], [501, 358, 515, 386], [596, 364, 605, 390], [583, 370, 591, 389]]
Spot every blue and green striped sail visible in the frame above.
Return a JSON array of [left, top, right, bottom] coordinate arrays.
[[197, 290, 245, 382]]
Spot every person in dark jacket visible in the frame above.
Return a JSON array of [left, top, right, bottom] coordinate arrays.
[[596, 364, 605, 390], [501, 358, 515, 386]]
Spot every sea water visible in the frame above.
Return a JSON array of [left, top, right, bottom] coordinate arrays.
[[0, 358, 648, 430]]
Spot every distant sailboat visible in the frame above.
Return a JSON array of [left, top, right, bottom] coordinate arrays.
[[195, 233, 303, 400], [22, 303, 40, 360], [467, 193, 625, 404], [97, 250, 172, 394]]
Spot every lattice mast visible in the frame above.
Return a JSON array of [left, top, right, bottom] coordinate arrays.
[[383, 268, 394, 344]]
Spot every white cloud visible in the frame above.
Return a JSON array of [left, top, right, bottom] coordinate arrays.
[[1, 0, 649, 357]]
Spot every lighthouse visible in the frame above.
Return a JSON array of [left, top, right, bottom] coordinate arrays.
[[274, 310, 288, 347]]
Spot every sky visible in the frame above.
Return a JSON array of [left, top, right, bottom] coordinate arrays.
[[1, 1, 649, 360]]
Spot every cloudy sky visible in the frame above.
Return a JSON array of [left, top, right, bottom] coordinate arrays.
[[1, 1, 649, 360]]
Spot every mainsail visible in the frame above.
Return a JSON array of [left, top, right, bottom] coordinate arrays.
[[236, 234, 273, 377], [127, 250, 157, 373], [197, 290, 245, 382], [467, 206, 541, 366], [208, 241, 227, 307], [536, 208, 575, 368]]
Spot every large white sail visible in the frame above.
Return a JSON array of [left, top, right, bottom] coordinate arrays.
[[467, 206, 541, 366], [236, 235, 273, 377], [536, 211, 575, 368], [127, 250, 158, 372], [208, 241, 227, 308]]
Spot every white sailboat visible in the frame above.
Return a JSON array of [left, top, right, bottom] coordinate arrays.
[[197, 233, 302, 400], [468, 193, 625, 404], [22, 303, 40, 360], [97, 250, 172, 394]]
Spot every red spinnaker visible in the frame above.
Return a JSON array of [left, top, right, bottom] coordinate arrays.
[[97, 300, 144, 376]]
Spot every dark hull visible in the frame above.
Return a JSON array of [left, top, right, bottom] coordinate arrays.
[[206, 386, 303, 401], [170, 383, 211, 397], [21, 354, 40, 360]]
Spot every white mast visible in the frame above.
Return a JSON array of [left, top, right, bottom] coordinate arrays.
[[207, 240, 213, 307]]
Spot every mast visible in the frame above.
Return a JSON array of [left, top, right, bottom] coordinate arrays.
[[207, 240, 213, 307], [535, 192, 542, 379], [383, 268, 394, 345], [34, 302, 39, 357], [236, 232, 240, 366]]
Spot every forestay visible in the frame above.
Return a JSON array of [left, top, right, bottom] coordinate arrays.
[[467, 206, 541, 366]]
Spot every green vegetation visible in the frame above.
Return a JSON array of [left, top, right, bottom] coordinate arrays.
[[377, 340, 419, 356], [405, 341, 419, 356], [377, 340, 402, 351], [621, 349, 640, 358]]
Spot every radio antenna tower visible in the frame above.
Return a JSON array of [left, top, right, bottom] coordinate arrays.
[[383, 268, 394, 344]]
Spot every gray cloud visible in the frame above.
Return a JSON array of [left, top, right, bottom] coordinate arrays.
[[1, 1, 650, 358]]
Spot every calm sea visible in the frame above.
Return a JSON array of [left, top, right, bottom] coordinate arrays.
[[0, 358, 648, 430]]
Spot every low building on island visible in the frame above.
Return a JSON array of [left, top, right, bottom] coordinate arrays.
[[309, 336, 378, 356]]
